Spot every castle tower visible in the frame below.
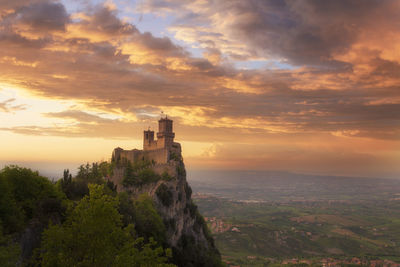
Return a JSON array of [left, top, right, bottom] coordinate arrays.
[[157, 117, 175, 148], [143, 129, 155, 150]]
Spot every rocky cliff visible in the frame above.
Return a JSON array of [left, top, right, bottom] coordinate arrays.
[[110, 157, 222, 267]]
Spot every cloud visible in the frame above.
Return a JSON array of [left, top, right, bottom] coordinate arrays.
[[70, 4, 137, 38], [0, 98, 26, 112], [1, 109, 137, 139], [15, 2, 70, 32], [0, 0, 399, 176], [44, 110, 116, 123], [143, 0, 400, 68], [0, 0, 49, 12]]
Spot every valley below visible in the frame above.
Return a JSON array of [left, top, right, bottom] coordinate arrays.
[[188, 170, 400, 266]]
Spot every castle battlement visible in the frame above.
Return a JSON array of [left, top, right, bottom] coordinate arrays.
[[112, 117, 181, 165]]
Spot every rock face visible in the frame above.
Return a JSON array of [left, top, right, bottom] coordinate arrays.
[[110, 117, 222, 266], [110, 159, 222, 267]]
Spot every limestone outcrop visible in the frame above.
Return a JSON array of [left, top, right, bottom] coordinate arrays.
[[110, 159, 220, 266], [109, 117, 222, 266]]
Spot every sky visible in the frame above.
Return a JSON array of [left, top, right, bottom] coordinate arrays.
[[0, 0, 399, 178]]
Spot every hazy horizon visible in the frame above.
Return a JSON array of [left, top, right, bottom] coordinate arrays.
[[1, 160, 398, 182]]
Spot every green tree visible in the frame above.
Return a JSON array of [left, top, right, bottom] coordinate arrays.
[[99, 161, 112, 177], [40, 185, 174, 267], [133, 194, 166, 245], [115, 234, 174, 267], [118, 192, 136, 227], [0, 223, 20, 267], [0, 166, 64, 232], [0, 174, 23, 233]]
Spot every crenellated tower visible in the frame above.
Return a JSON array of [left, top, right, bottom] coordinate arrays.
[[143, 129, 156, 150], [156, 117, 175, 149]]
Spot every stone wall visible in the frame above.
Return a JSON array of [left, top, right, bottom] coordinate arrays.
[[143, 148, 169, 164], [114, 147, 170, 165]]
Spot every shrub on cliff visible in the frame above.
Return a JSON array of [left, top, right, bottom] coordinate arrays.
[[173, 234, 223, 267], [161, 171, 175, 181], [156, 184, 174, 207], [122, 160, 161, 187]]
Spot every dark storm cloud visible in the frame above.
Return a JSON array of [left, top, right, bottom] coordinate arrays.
[[79, 5, 137, 36], [138, 32, 184, 55], [0, 31, 48, 48], [0, 0, 50, 11], [16, 2, 70, 32]]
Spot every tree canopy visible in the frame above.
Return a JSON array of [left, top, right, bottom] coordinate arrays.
[[40, 184, 174, 267]]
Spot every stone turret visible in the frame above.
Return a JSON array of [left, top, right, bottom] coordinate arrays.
[[143, 129, 156, 150], [156, 117, 175, 149]]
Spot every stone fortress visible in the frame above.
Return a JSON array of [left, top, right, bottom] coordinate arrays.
[[112, 116, 181, 165], [109, 116, 222, 264]]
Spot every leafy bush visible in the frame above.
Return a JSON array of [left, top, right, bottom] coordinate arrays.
[[156, 184, 174, 207], [176, 164, 186, 176], [169, 152, 181, 162], [123, 160, 161, 187], [137, 168, 160, 185], [161, 171, 175, 181]]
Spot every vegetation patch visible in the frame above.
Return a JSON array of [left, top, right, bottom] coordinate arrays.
[[169, 152, 181, 162], [185, 200, 198, 218], [0, 163, 223, 267], [122, 160, 158, 187], [123, 160, 175, 188], [40, 185, 174, 267], [184, 182, 192, 200], [156, 184, 174, 207], [161, 171, 175, 181], [176, 164, 186, 176]]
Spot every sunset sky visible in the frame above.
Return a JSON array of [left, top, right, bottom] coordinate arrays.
[[0, 0, 399, 178]]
